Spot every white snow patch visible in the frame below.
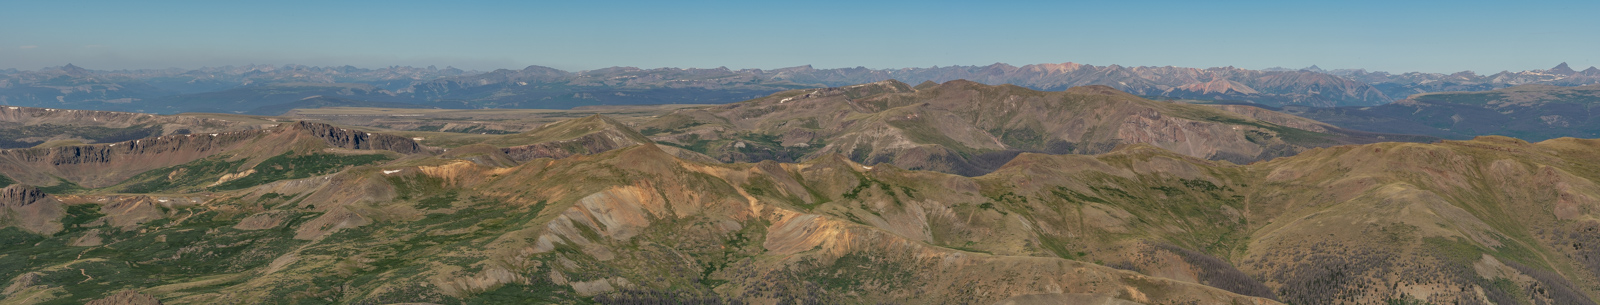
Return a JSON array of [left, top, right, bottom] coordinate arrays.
[[382, 170, 403, 175]]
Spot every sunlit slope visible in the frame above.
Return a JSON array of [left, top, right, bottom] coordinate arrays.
[[643, 80, 1430, 176]]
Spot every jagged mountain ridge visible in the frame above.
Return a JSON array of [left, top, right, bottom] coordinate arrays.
[[404, 63, 1393, 108], [1331, 62, 1600, 101], [17, 61, 1588, 114]]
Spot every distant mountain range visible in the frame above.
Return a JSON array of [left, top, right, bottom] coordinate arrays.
[[3, 62, 1598, 114], [1323, 62, 1600, 101], [1285, 84, 1600, 141]]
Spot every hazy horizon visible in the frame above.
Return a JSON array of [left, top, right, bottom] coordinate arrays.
[[4, 61, 1590, 77], [4, 0, 1597, 74]]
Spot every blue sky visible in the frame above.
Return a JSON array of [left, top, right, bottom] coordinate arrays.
[[2, 0, 1596, 73]]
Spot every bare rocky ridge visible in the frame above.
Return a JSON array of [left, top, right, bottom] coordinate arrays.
[[491, 115, 650, 162], [486, 114, 714, 163], [642, 80, 1431, 176], [292, 121, 425, 153]]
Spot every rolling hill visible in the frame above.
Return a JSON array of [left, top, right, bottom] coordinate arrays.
[[639, 80, 1433, 176]]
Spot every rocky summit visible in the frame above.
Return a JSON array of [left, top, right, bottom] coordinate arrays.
[[1, 81, 1599, 304]]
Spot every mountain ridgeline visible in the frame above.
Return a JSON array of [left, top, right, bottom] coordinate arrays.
[[3, 82, 1600, 304], [639, 80, 1431, 176], [1287, 84, 1600, 141], [9, 62, 1597, 116]]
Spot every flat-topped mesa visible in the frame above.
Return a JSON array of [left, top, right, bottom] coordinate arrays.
[[0, 129, 261, 166], [1, 122, 420, 167], [0, 105, 246, 134], [291, 121, 425, 154], [0, 185, 48, 207], [0, 121, 425, 188], [0, 106, 157, 125]]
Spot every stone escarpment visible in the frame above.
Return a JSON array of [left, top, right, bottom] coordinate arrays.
[[293, 121, 425, 154], [0, 184, 49, 206], [0, 185, 64, 234]]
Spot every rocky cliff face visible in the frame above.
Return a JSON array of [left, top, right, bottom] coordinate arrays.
[[292, 121, 425, 154], [0, 184, 49, 206], [0, 185, 64, 234]]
